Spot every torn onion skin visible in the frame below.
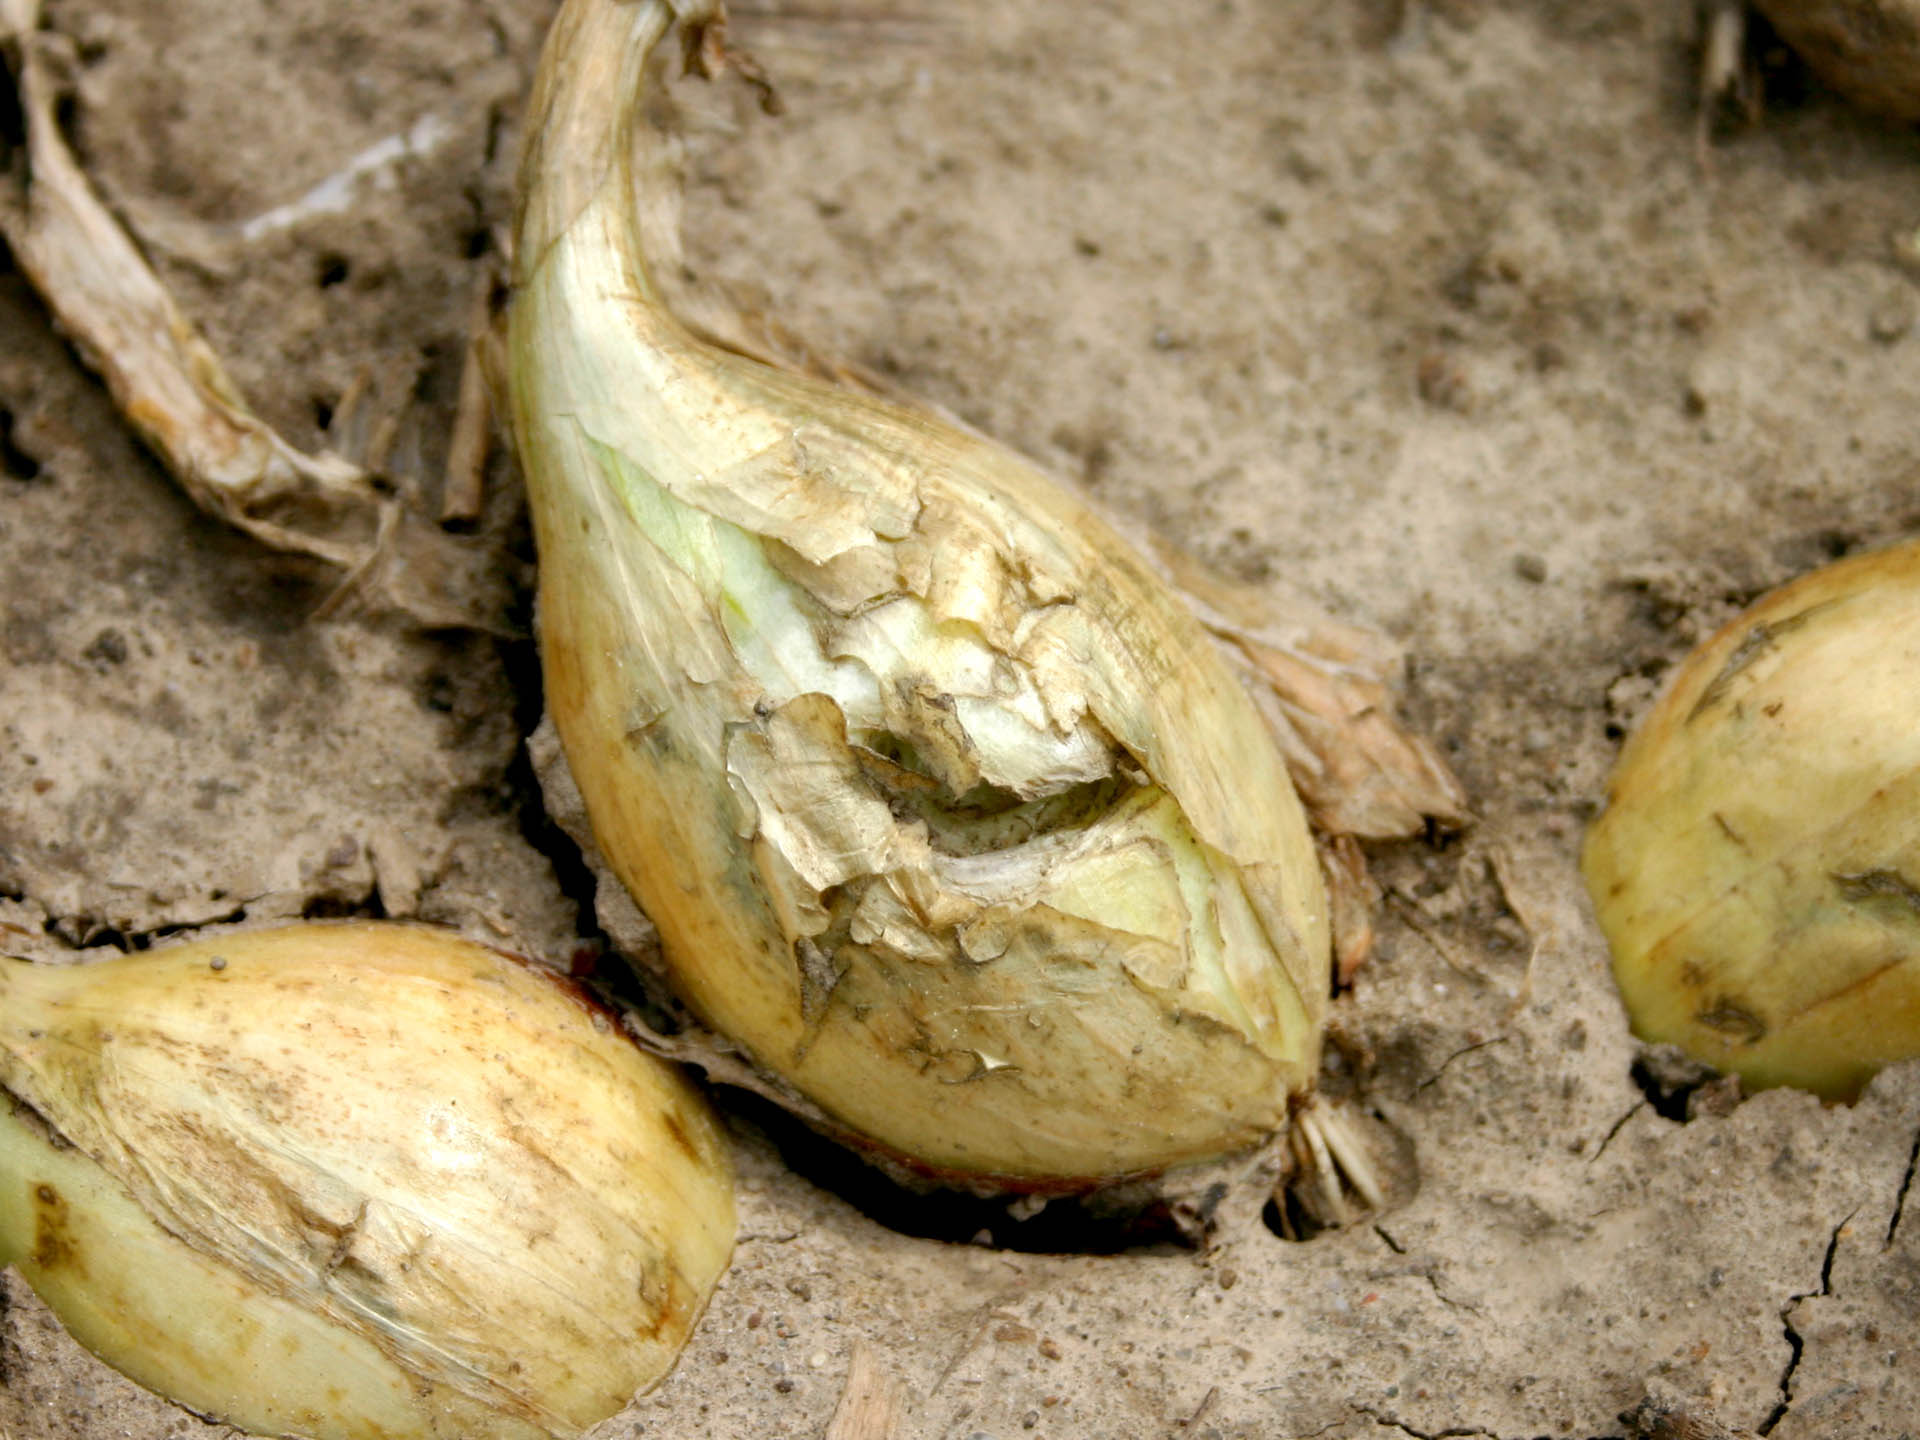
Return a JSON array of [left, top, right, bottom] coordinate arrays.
[[0, 922, 735, 1440], [508, 0, 1331, 1186], [1584, 541, 1920, 1100]]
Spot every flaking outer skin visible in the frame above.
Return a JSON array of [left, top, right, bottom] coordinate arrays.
[[509, 0, 1331, 1183], [1584, 541, 1920, 1099], [0, 923, 736, 1439]]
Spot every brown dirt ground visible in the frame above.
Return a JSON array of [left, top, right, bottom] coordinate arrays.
[[4, 1, 1920, 1437]]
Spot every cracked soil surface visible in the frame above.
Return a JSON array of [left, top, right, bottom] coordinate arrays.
[[3, 0, 1920, 1437]]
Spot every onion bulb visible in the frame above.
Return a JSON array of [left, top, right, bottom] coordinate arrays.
[[507, 0, 1330, 1186], [1750, 0, 1920, 122], [0, 922, 735, 1439], [1584, 541, 1920, 1100]]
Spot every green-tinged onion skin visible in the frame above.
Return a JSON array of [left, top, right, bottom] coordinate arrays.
[[1584, 541, 1920, 1100], [0, 923, 735, 1440], [508, 0, 1330, 1185]]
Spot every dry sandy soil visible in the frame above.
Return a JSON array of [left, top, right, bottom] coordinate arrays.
[[4, 1, 1920, 1437]]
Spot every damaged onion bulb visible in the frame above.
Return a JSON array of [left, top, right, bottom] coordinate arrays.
[[1584, 541, 1920, 1100], [0, 922, 735, 1440], [508, 0, 1332, 1186]]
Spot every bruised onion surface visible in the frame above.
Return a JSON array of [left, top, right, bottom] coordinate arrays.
[[508, 0, 1331, 1186], [1584, 541, 1920, 1100], [0, 922, 736, 1440]]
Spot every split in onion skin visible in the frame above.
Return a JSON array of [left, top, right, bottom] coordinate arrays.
[[1583, 541, 1920, 1101], [507, 0, 1331, 1187], [0, 922, 736, 1440]]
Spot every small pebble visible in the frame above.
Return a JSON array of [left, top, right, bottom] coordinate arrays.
[[1869, 289, 1916, 344], [82, 628, 128, 666]]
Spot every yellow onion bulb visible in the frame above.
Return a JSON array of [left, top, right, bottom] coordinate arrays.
[[1584, 540, 1920, 1099], [1750, 0, 1920, 123], [507, 0, 1330, 1186], [0, 922, 735, 1440]]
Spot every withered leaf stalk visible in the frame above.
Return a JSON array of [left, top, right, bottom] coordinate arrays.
[[0, 923, 736, 1439], [0, 0, 496, 627], [509, 0, 1348, 1188], [1585, 541, 1920, 1100]]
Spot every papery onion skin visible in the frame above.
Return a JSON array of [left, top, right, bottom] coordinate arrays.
[[1583, 541, 1920, 1100], [508, 0, 1330, 1185], [0, 922, 735, 1440]]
